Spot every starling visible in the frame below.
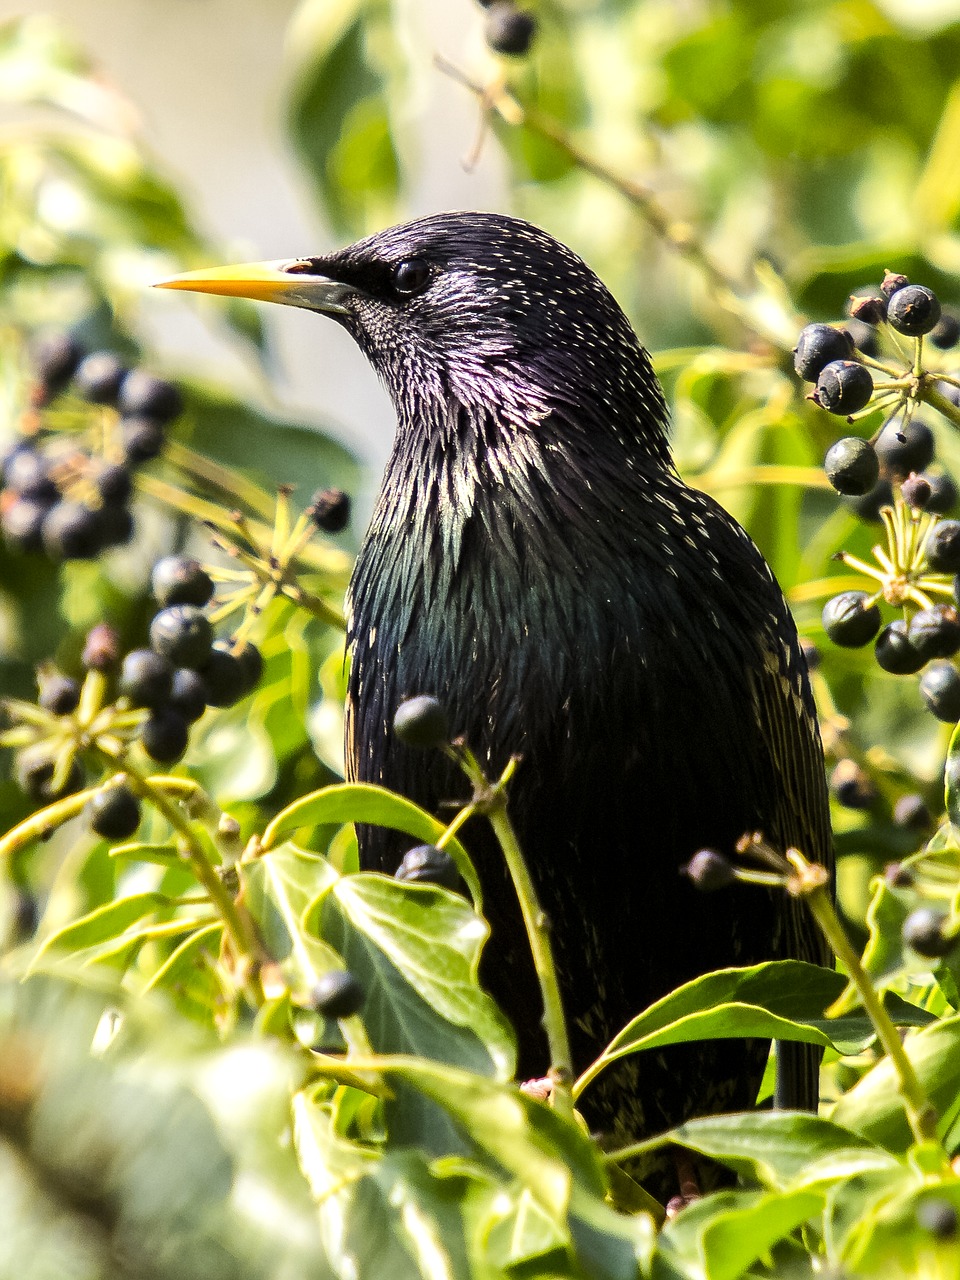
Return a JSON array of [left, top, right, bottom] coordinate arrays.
[[158, 214, 832, 1156]]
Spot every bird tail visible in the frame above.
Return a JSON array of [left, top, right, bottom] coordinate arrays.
[[774, 1039, 822, 1111]]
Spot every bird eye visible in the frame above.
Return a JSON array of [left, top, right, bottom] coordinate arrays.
[[391, 258, 430, 298]]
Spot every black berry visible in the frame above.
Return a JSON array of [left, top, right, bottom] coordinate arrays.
[[41, 501, 104, 560], [121, 416, 166, 464], [119, 648, 174, 708], [311, 488, 351, 533], [38, 673, 81, 716], [926, 472, 958, 515], [149, 605, 214, 669], [822, 591, 882, 647], [395, 844, 461, 890], [485, 3, 537, 55], [197, 642, 247, 707], [88, 784, 142, 841], [151, 556, 215, 608], [683, 848, 735, 891], [96, 502, 134, 549], [15, 747, 84, 803], [887, 285, 942, 337], [874, 417, 935, 478], [901, 473, 931, 509], [2, 498, 51, 553], [793, 324, 855, 382], [393, 695, 450, 748], [902, 907, 955, 958], [908, 605, 960, 661], [893, 793, 931, 831], [929, 311, 960, 350], [814, 360, 873, 415], [74, 351, 128, 404], [926, 521, 960, 572], [31, 332, 85, 395], [844, 476, 893, 523], [874, 621, 924, 675], [169, 668, 209, 723], [4, 449, 58, 502], [310, 970, 365, 1019], [118, 370, 183, 424], [233, 641, 264, 696], [95, 462, 133, 505], [829, 759, 877, 810], [824, 437, 879, 496], [920, 661, 960, 722], [140, 706, 189, 763]]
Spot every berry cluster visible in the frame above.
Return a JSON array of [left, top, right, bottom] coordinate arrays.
[[3, 554, 264, 832], [1, 334, 183, 559], [795, 274, 960, 725], [477, 0, 537, 57], [122, 555, 263, 763]]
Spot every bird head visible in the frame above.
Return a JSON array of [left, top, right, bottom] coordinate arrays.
[[157, 212, 669, 460]]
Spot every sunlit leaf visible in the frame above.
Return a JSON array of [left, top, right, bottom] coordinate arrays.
[[262, 783, 481, 908], [29, 891, 174, 967], [639, 1111, 897, 1190], [832, 1015, 960, 1150]]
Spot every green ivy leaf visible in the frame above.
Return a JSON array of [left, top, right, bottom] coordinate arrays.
[[378, 1057, 603, 1218], [294, 1090, 492, 1279], [654, 1186, 824, 1280], [263, 782, 481, 909], [639, 1111, 897, 1191], [313, 872, 515, 1082], [832, 1015, 960, 1151], [29, 891, 175, 968]]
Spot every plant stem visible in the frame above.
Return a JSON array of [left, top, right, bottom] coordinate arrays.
[[922, 379, 960, 433], [453, 748, 574, 1118], [785, 850, 939, 1144], [120, 756, 263, 996], [433, 56, 796, 351]]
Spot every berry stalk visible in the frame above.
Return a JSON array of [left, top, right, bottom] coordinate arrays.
[[449, 746, 574, 1118]]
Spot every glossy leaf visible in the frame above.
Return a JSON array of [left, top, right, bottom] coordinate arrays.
[[313, 871, 514, 1081], [832, 1015, 960, 1150], [655, 1186, 824, 1280], [576, 960, 930, 1097], [29, 891, 174, 967], [641, 1111, 897, 1190], [263, 782, 481, 908]]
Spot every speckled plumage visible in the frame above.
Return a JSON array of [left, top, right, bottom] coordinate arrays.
[[296, 213, 832, 1150]]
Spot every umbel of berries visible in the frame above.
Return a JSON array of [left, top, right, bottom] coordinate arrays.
[[3, 337, 186, 562]]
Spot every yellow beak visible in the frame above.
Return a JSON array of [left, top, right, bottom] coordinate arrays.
[[153, 260, 356, 315]]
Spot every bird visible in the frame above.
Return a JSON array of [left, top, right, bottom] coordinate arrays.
[[158, 212, 833, 1179]]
